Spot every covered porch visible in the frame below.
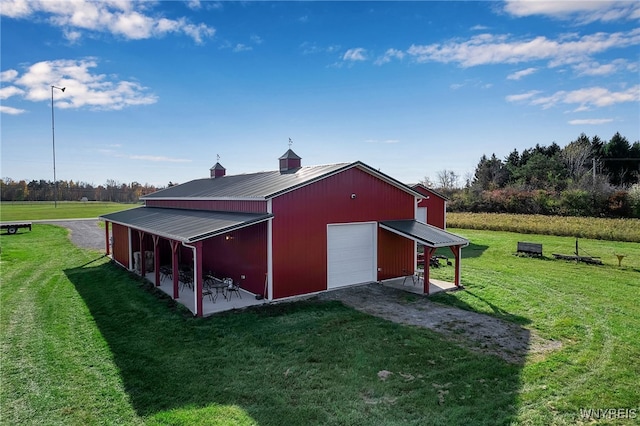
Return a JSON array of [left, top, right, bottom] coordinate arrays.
[[381, 275, 460, 296], [144, 272, 266, 316], [379, 220, 469, 295], [101, 207, 273, 317]]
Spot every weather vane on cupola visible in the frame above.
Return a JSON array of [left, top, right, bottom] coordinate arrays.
[[288, 138, 293, 148], [217, 154, 220, 162]]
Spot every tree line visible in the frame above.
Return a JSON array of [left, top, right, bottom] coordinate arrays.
[[0, 179, 165, 203], [425, 132, 640, 218]]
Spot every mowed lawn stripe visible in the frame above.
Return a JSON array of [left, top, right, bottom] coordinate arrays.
[[1, 225, 142, 425]]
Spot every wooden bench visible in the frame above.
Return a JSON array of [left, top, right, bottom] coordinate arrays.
[[517, 242, 543, 257]]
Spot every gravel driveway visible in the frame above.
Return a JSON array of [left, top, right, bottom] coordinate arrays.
[[40, 219, 105, 251], [318, 283, 561, 364]]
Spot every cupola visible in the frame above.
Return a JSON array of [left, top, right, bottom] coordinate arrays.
[[210, 162, 226, 178], [279, 149, 301, 173]]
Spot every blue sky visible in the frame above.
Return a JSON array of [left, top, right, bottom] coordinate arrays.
[[1, 1, 639, 187]]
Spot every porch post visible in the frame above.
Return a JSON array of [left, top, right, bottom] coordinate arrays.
[[152, 235, 160, 287], [194, 241, 203, 317], [450, 245, 461, 287], [104, 221, 110, 255], [423, 247, 436, 295], [138, 230, 146, 277], [171, 240, 180, 299]]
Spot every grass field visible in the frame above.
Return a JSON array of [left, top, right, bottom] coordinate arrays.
[[0, 201, 136, 221], [2, 222, 639, 425], [448, 212, 640, 243]]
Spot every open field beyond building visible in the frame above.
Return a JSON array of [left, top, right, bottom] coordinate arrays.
[[0, 201, 137, 222]]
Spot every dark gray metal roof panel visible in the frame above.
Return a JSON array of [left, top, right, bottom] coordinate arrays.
[[380, 220, 469, 248], [142, 162, 425, 201], [100, 207, 272, 243], [142, 163, 351, 200]]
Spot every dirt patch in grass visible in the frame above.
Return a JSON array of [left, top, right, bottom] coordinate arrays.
[[317, 283, 561, 364]]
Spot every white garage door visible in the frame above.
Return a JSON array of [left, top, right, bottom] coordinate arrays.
[[327, 223, 376, 289]]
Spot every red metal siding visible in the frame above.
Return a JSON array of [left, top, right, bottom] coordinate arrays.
[[415, 187, 447, 229], [112, 223, 130, 268], [201, 222, 268, 296], [271, 167, 415, 299], [378, 228, 413, 280], [145, 199, 267, 213]]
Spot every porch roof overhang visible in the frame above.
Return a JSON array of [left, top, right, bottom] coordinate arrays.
[[379, 220, 469, 248], [100, 207, 273, 243]]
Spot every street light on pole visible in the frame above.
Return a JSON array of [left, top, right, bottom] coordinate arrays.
[[51, 85, 65, 208]]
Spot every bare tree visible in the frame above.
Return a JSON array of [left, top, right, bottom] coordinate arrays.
[[436, 169, 459, 193], [562, 134, 593, 182], [420, 175, 435, 188]]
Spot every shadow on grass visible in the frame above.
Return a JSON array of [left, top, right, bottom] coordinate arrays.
[[461, 242, 489, 259], [66, 260, 525, 425], [431, 288, 531, 327]]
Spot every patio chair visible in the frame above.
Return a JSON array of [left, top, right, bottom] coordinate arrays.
[[225, 278, 241, 300], [202, 279, 215, 302], [159, 265, 172, 282], [179, 270, 194, 290]]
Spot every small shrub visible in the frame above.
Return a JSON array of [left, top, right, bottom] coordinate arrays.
[[607, 191, 632, 218], [558, 189, 592, 216]]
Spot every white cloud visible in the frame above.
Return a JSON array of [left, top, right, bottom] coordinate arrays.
[[186, 0, 201, 10], [0, 85, 25, 99], [509, 85, 639, 111], [507, 67, 538, 80], [503, 0, 640, 24], [505, 90, 542, 102], [0, 0, 215, 44], [233, 43, 252, 52], [0, 0, 32, 18], [568, 118, 614, 125], [406, 29, 640, 68], [471, 25, 489, 31], [343, 48, 367, 62], [182, 23, 216, 44], [572, 59, 631, 76], [300, 42, 340, 55], [374, 48, 405, 65], [0, 69, 19, 82], [0, 105, 26, 115], [1, 58, 157, 113], [63, 28, 82, 43]]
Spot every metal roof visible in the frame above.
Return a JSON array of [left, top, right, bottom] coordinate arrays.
[[142, 163, 348, 200], [141, 162, 424, 201], [410, 183, 450, 201], [100, 207, 272, 243], [379, 220, 469, 248]]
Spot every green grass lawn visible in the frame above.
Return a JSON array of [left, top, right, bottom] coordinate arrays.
[[0, 201, 137, 221], [1, 224, 639, 425]]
